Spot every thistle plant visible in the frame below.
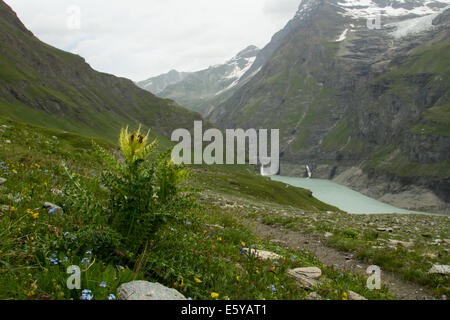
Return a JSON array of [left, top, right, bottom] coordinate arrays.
[[93, 124, 190, 253]]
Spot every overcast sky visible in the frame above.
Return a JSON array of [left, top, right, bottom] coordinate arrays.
[[5, 0, 301, 81]]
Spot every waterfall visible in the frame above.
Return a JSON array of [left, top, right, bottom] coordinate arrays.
[[306, 165, 312, 179]]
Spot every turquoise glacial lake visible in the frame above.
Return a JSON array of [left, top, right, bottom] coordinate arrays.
[[269, 176, 435, 215]]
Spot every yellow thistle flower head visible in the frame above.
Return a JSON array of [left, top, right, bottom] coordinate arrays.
[[119, 124, 157, 164]]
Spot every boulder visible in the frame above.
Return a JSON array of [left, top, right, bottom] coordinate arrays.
[[388, 239, 414, 249], [243, 248, 283, 260], [117, 281, 186, 300], [289, 267, 322, 279], [428, 265, 450, 275], [306, 292, 323, 300], [347, 290, 367, 300], [287, 267, 322, 289]]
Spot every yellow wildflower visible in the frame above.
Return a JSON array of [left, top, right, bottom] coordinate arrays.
[[218, 237, 222, 241], [211, 292, 219, 299], [32, 212, 39, 219], [25, 290, 35, 297], [241, 241, 246, 247], [236, 276, 240, 281], [194, 277, 202, 283]]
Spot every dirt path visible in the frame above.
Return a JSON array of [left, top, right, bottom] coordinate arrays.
[[245, 218, 438, 300]]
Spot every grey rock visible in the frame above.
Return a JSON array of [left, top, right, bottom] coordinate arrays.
[[347, 290, 367, 300], [306, 292, 323, 300], [51, 188, 63, 196], [287, 267, 322, 289], [388, 239, 414, 249], [428, 265, 450, 275], [243, 248, 283, 260], [117, 281, 186, 300], [0, 178, 6, 184]]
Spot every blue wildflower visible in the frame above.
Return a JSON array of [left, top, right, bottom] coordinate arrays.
[[108, 294, 116, 300], [99, 282, 107, 288], [81, 258, 90, 265], [271, 285, 276, 292], [80, 293, 93, 300]]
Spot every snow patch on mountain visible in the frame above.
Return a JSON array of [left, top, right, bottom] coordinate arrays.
[[336, 28, 349, 41], [337, 0, 450, 19], [387, 4, 450, 38], [225, 57, 256, 80]]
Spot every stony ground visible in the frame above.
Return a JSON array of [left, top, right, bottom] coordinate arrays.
[[199, 190, 450, 300]]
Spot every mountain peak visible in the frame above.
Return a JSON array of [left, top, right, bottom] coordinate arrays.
[[235, 45, 259, 59]]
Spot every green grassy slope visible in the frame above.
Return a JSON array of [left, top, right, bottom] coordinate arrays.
[[1, 116, 392, 301]]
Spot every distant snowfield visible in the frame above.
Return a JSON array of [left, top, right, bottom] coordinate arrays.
[[337, 0, 450, 19], [387, 4, 450, 38]]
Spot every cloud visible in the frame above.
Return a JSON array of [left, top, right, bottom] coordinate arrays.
[[4, 0, 300, 81]]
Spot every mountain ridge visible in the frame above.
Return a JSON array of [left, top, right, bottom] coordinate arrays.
[[137, 45, 260, 114], [0, 0, 204, 142]]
